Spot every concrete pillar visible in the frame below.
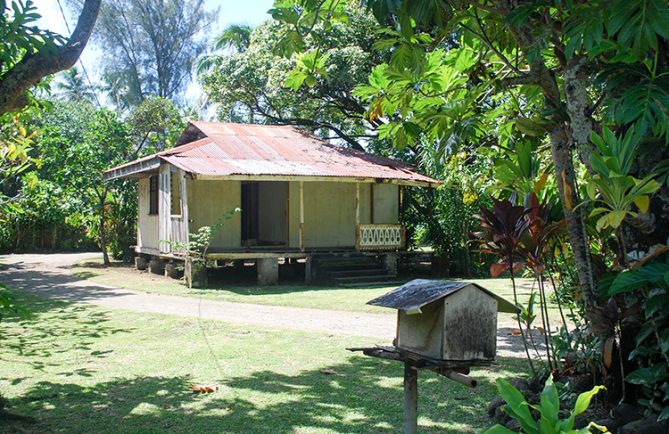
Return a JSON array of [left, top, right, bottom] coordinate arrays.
[[304, 255, 313, 284], [135, 256, 148, 271], [383, 253, 398, 276], [164, 261, 180, 279], [257, 257, 279, 285], [148, 258, 165, 275]]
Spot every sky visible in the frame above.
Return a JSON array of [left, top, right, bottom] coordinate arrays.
[[33, 0, 274, 108]]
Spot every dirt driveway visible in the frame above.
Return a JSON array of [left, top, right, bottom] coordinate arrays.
[[0, 252, 529, 357]]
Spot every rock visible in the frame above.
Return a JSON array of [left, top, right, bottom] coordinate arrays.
[[509, 379, 531, 393], [494, 405, 510, 425], [593, 417, 618, 433], [573, 414, 589, 429], [620, 416, 669, 434], [505, 419, 521, 431], [487, 396, 506, 417], [613, 403, 643, 426]]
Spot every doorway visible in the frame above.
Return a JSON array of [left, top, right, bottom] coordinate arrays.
[[241, 181, 288, 247]]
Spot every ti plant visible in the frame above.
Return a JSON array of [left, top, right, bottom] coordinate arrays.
[[484, 376, 606, 434], [474, 194, 568, 374], [473, 198, 535, 374]]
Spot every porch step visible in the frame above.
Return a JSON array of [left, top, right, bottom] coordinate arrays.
[[339, 280, 404, 288], [312, 253, 396, 286], [328, 268, 390, 278], [332, 274, 396, 284]]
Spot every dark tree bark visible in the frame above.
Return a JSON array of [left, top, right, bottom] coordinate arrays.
[[0, 0, 102, 114]]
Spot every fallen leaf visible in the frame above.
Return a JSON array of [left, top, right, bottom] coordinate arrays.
[[192, 384, 217, 393], [509, 330, 521, 335], [320, 369, 337, 375]]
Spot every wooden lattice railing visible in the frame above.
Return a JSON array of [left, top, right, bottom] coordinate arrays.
[[356, 224, 404, 250]]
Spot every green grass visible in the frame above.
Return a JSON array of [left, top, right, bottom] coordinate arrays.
[[0, 291, 528, 433]]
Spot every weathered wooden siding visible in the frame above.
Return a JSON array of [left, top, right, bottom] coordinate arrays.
[[187, 179, 241, 250], [442, 285, 497, 361], [373, 184, 399, 224], [299, 182, 368, 248], [137, 177, 160, 252], [285, 181, 399, 248]]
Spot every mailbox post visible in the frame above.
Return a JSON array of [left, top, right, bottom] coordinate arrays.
[[349, 279, 518, 434]]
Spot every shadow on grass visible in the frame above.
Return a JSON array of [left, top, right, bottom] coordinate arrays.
[[2, 356, 526, 434], [0, 293, 129, 373]]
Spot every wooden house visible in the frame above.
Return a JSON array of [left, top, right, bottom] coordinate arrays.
[[368, 279, 518, 363], [104, 122, 440, 284]]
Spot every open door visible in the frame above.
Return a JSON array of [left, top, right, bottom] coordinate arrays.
[[241, 181, 288, 247]]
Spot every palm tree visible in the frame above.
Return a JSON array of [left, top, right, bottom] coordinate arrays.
[[56, 68, 98, 103], [196, 23, 253, 77]]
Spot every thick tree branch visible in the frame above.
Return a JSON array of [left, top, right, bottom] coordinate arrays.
[[0, 0, 101, 114]]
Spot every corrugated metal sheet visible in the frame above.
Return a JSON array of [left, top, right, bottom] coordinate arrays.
[[106, 121, 441, 185], [367, 279, 519, 314]]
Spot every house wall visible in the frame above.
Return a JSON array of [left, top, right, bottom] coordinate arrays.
[[372, 184, 399, 224], [286, 181, 397, 249], [187, 179, 242, 250], [175, 178, 400, 251], [137, 177, 160, 252]]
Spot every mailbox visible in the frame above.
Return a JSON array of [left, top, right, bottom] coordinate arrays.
[[368, 279, 518, 363]]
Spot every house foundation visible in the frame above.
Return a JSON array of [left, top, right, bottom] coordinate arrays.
[[148, 258, 165, 275], [135, 256, 148, 271], [383, 253, 398, 276], [257, 257, 279, 285]]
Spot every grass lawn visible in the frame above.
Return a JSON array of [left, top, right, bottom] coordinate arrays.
[[71, 261, 567, 326], [0, 291, 528, 433]]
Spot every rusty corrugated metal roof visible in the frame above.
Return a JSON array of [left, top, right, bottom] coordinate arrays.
[[105, 121, 441, 186]]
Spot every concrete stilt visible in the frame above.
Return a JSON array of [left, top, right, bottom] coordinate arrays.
[[305, 255, 313, 284], [257, 257, 279, 285], [164, 261, 180, 279], [383, 253, 398, 276], [135, 256, 148, 271]]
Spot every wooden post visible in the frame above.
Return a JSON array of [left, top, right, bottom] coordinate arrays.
[[158, 164, 170, 254], [355, 183, 360, 226], [404, 361, 418, 434], [180, 169, 189, 249], [370, 184, 375, 224], [299, 181, 305, 251]]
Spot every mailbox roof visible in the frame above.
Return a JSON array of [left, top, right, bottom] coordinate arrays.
[[367, 279, 518, 314]]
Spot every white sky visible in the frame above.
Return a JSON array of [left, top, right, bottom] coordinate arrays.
[[32, 0, 274, 110]]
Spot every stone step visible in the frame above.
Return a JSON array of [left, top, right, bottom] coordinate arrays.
[[338, 280, 404, 288], [327, 268, 389, 277], [333, 274, 396, 284]]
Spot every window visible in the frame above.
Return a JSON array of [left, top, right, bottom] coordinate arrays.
[[149, 175, 158, 215], [170, 171, 181, 216]]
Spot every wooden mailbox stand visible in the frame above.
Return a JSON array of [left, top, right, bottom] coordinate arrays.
[[354, 279, 518, 434]]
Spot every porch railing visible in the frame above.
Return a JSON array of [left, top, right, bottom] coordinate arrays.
[[356, 224, 404, 251]]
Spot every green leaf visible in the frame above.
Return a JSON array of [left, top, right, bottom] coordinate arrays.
[[539, 376, 560, 434], [482, 425, 518, 434], [496, 379, 538, 434]]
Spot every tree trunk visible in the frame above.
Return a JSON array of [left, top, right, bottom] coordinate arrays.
[[99, 195, 110, 265], [549, 125, 597, 306]]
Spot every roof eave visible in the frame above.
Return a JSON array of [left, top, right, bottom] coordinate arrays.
[[191, 173, 439, 187], [103, 156, 162, 181]]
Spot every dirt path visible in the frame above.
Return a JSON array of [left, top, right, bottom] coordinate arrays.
[[0, 253, 529, 357]]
